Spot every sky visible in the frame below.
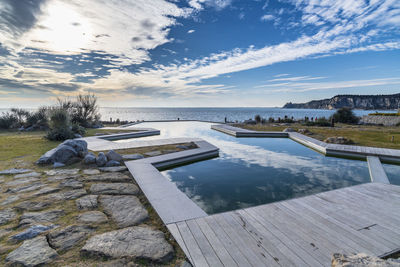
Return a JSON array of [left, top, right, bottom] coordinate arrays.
[[0, 0, 399, 108]]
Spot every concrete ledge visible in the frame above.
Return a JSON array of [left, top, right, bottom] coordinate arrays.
[[367, 156, 390, 184], [125, 140, 219, 224]]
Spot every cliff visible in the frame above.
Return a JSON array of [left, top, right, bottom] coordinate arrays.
[[283, 93, 400, 110]]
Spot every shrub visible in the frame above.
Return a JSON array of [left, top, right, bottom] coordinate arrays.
[[26, 107, 48, 129], [72, 123, 86, 136], [58, 94, 100, 127], [46, 108, 75, 141], [10, 108, 30, 127], [0, 112, 18, 129], [331, 108, 359, 124], [304, 117, 331, 127], [254, 114, 262, 124]]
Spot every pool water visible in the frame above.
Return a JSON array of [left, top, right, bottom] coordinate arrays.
[[121, 121, 371, 214], [383, 164, 400, 186]]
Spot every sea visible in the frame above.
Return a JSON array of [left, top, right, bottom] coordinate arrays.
[[0, 107, 396, 123]]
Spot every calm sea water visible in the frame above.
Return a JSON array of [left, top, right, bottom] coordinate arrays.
[[1, 107, 395, 122], [121, 121, 370, 214]]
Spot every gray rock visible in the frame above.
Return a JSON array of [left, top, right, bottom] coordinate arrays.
[[14, 201, 51, 212], [144, 150, 162, 157], [47, 174, 80, 182], [14, 171, 41, 179], [58, 179, 83, 189], [45, 169, 80, 176], [84, 152, 97, 165], [1, 195, 20, 205], [99, 195, 148, 228], [32, 186, 60, 196], [6, 182, 43, 193], [76, 195, 98, 210], [63, 139, 88, 157], [106, 150, 123, 162], [0, 168, 32, 175], [90, 183, 139, 195], [324, 136, 354, 145], [37, 140, 88, 165], [46, 189, 87, 201], [332, 253, 400, 267], [0, 208, 17, 225], [18, 210, 65, 228], [99, 166, 128, 172], [283, 127, 296, 132], [122, 154, 144, 160], [83, 169, 100, 175], [6, 177, 39, 186], [48, 225, 94, 252], [94, 259, 139, 267], [48, 145, 78, 164], [10, 224, 56, 242], [81, 172, 131, 183], [53, 162, 66, 168], [81, 226, 173, 262], [96, 152, 108, 167], [5, 236, 58, 266], [0, 228, 12, 239], [74, 134, 83, 138], [77, 211, 108, 224], [105, 160, 121, 167]]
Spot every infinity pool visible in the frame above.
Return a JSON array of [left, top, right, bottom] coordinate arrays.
[[121, 121, 371, 214]]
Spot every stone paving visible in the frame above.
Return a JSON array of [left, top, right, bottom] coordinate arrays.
[[0, 162, 189, 266]]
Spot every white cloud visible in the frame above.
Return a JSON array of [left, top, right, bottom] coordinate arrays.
[[260, 14, 275, 21], [187, 29, 195, 34]]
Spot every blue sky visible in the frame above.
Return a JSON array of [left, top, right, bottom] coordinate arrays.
[[0, 0, 399, 107]]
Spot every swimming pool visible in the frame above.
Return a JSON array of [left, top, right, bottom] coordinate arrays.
[[121, 121, 371, 214]]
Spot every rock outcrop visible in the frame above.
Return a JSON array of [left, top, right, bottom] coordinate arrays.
[[37, 140, 88, 165]]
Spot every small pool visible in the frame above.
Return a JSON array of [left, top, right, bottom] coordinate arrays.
[[122, 122, 371, 214]]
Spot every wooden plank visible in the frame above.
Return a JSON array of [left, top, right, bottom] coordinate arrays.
[[233, 210, 311, 267], [186, 220, 224, 267], [195, 218, 238, 266], [167, 223, 193, 264], [368, 156, 390, 184], [203, 216, 253, 266], [176, 221, 210, 267]]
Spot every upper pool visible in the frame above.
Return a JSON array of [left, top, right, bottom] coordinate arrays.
[[120, 121, 371, 214]]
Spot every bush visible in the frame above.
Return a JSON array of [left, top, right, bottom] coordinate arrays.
[[26, 107, 48, 129], [72, 123, 86, 136], [304, 117, 331, 127], [10, 108, 30, 127], [58, 94, 100, 127], [254, 115, 261, 124], [0, 112, 18, 129], [369, 112, 400, 116], [46, 108, 75, 141], [331, 108, 359, 124]]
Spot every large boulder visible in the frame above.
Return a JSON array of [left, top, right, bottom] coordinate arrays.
[[96, 152, 108, 167], [5, 236, 58, 266], [37, 139, 88, 165], [84, 152, 97, 165], [106, 150, 123, 162], [81, 226, 174, 262]]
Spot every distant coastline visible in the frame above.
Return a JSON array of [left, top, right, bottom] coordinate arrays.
[[283, 93, 400, 110]]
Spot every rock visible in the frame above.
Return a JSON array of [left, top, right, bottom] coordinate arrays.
[[0, 175, 4, 183], [76, 195, 98, 210], [18, 210, 65, 228], [99, 166, 128, 172], [81, 226, 173, 262], [63, 139, 88, 157], [74, 134, 83, 138], [6, 177, 39, 186], [83, 169, 100, 175], [0, 168, 32, 175], [96, 152, 108, 167], [6, 182, 43, 193], [0, 229, 12, 239], [32, 186, 60, 196], [37, 139, 88, 165], [105, 160, 121, 167], [10, 224, 57, 243], [99, 195, 148, 228], [0, 208, 17, 225], [47, 174, 80, 182], [77, 211, 108, 224], [14, 201, 51, 212], [106, 150, 123, 162], [14, 171, 41, 179], [53, 162, 66, 168], [46, 189, 87, 201], [298, 128, 310, 134], [332, 253, 400, 267], [94, 259, 139, 267], [90, 183, 139, 195], [81, 172, 131, 183], [45, 168, 80, 176], [1, 195, 20, 205], [84, 152, 97, 165], [324, 136, 354, 145], [122, 154, 144, 160], [5, 236, 58, 266], [144, 151, 162, 157], [48, 225, 95, 252], [58, 179, 83, 189], [283, 127, 296, 132]]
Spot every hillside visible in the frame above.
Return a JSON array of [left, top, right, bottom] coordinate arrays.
[[283, 93, 400, 110]]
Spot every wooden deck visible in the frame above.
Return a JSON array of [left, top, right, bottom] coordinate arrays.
[[167, 183, 400, 266]]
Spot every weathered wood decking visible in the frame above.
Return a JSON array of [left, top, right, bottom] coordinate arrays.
[[167, 183, 400, 267]]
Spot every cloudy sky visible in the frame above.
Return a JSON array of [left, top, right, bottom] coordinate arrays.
[[0, 0, 399, 107]]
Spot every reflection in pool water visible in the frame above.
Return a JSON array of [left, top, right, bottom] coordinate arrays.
[[383, 164, 400, 186], [121, 121, 371, 214]]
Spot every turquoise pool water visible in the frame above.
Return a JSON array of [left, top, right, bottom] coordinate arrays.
[[121, 121, 371, 214]]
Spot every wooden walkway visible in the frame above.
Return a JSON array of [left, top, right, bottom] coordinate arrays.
[[167, 183, 400, 266]]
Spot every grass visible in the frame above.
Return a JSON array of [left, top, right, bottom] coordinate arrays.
[[236, 123, 400, 149]]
